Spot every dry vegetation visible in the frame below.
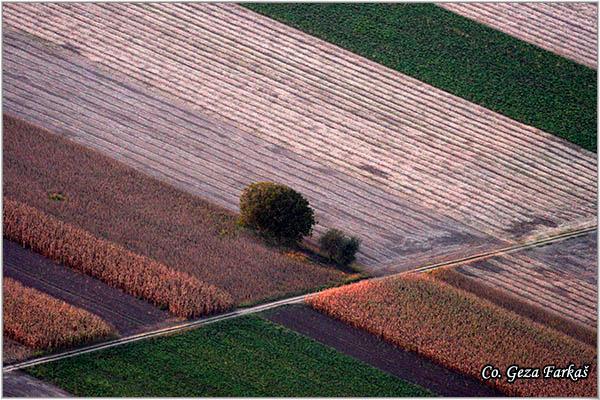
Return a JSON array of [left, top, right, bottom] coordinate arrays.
[[307, 274, 597, 397], [4, 5, 597, 273], [3, 115, 347, 304], [3, 278, 116, 350], [4, 198, 234, 318], [430, 268, 596, 346]]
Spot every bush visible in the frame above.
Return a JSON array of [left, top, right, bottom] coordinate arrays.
[[239, 182, 315, 243], [319, 228, 360, 266]]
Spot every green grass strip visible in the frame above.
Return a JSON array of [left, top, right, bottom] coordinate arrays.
[[244, 3, 597, 152], [27, 316, 431, 397]]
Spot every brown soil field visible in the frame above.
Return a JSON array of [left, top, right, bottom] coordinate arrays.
[[4, 239, 175, 336], [4, 278, 116, 351], [264, 304, 501, 397], [451, 231, 597, 328], [3, 115, 347, 305], [308, 274, 597, 397], [430, 266, 596, 346], [3, 5, 596, 274], [439, 3, 598, 69]]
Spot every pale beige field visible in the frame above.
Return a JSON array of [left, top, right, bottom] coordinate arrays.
[[453, 231, 597, 328], [3, 3, 596, 276]]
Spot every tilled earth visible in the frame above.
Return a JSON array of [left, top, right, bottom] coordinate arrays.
[[3, 372, 70, 398], [454, 231, 598, 327]]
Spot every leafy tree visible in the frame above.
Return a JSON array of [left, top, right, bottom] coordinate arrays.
[[239, 182, 315, 243]]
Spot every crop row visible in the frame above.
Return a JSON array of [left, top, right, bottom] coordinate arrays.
[[4, 278, 116, 350], [430, 268, 596, 346], [307, 274, 597, 397], [3, 198, 234, 318], [3, 114, 346, 302], [3, 9, 596, 271]]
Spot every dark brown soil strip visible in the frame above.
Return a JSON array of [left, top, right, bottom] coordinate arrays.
[[3, 372, 70, 398], [3, 239, 175, 336], [264, 304, 502, 397]]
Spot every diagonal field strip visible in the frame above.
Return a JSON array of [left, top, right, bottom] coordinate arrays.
[[4, 225, 595, 374], [2, 8, 596, 273], [438, 3, 597, 69]]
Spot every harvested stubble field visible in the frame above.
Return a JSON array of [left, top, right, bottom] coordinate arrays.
[[3, 115, 347, 305], [4, 198, 234, 318], [430, 267, 596, 347], [307, 274, 597, 397], [449, 231, 598, 329], [439, 3, 598, 69], [246, 3, 597, 151], [3, 5, 597, 274], [3, 278, 116, 351], [25, 316, 430, 397]]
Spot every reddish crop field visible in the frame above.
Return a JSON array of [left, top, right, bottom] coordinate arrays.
[[3, 115, 347, 304], [4, 198, 234, 318], [4, 278, 116, 350], [430, 267, 596, 346], [307, 274, 597, 397]]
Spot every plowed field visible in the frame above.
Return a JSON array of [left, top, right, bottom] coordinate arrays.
[[3, 3, 596, 273], [452, 231, 598, 328]]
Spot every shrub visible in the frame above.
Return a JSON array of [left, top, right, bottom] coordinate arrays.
[[239, 182, 315, 243], [319, 228, 360, 266], [3, 198, 234, 318], [3, 278, 116, 350]]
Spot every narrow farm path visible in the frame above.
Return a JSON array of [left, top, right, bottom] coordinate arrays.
[[4, 226, 594, 374], [439, 3, 597, 69]]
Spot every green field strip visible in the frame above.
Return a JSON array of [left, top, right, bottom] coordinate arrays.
[[244, 3, 597, 152], [26, 316, 431, 397]]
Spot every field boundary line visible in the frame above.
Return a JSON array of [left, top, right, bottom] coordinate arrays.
[[3, 224, 596, 373]]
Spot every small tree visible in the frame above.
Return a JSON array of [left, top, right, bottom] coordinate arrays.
[[319, 228, 360, 266], [239, 182, 315, 243]]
